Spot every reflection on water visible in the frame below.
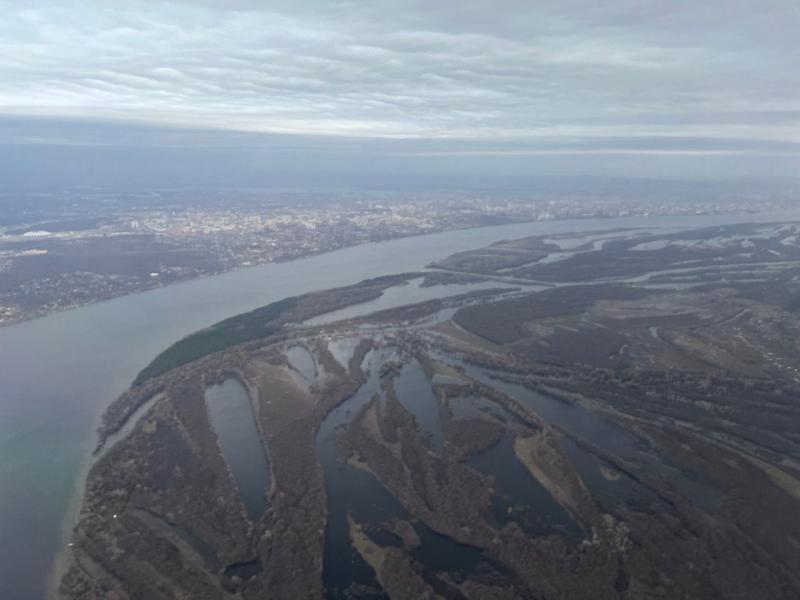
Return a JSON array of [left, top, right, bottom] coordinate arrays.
[[468, 433, 582, 538], [205, 379, 271, 521], [5, 212, 780, 599], [327, 337, 361, 369], [317, 349, 389, 598], [461, 364, 721, 510], [304, 277, 512, 326], [559, 437, 673, 514], [393, 361, 444, 453], [287, 345, 317, 383], [316, 348, 501, 599]]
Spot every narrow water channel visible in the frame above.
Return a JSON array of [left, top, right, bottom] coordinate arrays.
[[448, 393, 581, 537], [317, 348, 389, 598], [5, 212, 792, 600], [303, 277, 512, 326], [204, 379, 271, 521], [393, 361, 445, 453], [560, 437, 671, 514], [316, 348, 498, 598], [461, 364, 721, 510], [466, 431, 581, 538]]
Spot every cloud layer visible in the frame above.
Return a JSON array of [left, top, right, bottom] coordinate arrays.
[[1, 0, 799, 162]]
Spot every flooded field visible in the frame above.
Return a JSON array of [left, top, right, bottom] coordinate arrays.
[[316, 347, 505, 598], [12, 212, 800, 599], [460, 364, 721, 510]]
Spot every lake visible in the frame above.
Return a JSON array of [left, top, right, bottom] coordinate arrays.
[[205, 378, 271, 521], [0, 210, 796, 599]]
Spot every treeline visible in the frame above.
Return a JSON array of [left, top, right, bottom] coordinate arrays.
[[133, 296, 298, 386], [131, 272, 420, 387]]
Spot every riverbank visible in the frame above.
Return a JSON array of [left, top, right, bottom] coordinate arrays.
[[4, 209, 799, 599], [60, 239, 800, 597], [0, 222, 489, 329], [1, 208, 777, 329]]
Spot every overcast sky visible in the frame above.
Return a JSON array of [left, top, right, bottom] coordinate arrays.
[[1, 0, 799, 184]]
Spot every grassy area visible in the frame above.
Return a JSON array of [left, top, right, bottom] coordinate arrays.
[[133, 296, 298, 386]]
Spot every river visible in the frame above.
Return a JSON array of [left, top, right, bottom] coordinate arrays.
[[0, 210, 796, 599]]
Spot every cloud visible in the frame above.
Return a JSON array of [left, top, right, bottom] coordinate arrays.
[[0, 0, 797, 165]]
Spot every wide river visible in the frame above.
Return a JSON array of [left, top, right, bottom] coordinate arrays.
[[0, 210, 796, 599]]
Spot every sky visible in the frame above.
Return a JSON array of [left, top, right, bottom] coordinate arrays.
[[1, 0, 799, 187]]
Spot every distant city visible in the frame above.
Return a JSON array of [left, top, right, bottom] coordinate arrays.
[[0, 185, 795, 325]]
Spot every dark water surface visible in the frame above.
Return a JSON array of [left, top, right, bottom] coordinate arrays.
[[463, 366, 721, 510], [205, 379, 271, 521], [467, 432, 582, 538], [316, 349, 496, 598], [0, 212, 784, 598], [317, 348, 393, 598], [393, 361, 445, 453]]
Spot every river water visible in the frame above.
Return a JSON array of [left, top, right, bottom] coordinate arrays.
[[0, 210, 796, 599], [316, 348, 496, 599]]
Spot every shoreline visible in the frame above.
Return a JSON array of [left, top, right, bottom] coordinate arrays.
[[2, 208, 774, 331], [37, 207, 800, 598], [0, 223, 484, 330]]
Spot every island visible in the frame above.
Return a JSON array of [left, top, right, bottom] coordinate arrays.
[[59, 222, 800, 599]]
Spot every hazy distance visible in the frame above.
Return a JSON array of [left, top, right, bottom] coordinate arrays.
[[1, 0, 798, 189]]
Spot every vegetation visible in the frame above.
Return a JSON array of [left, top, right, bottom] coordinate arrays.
[[454, 284, 649, 344], [133, 296, 298, 386], [131, 273, 417, 386]]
